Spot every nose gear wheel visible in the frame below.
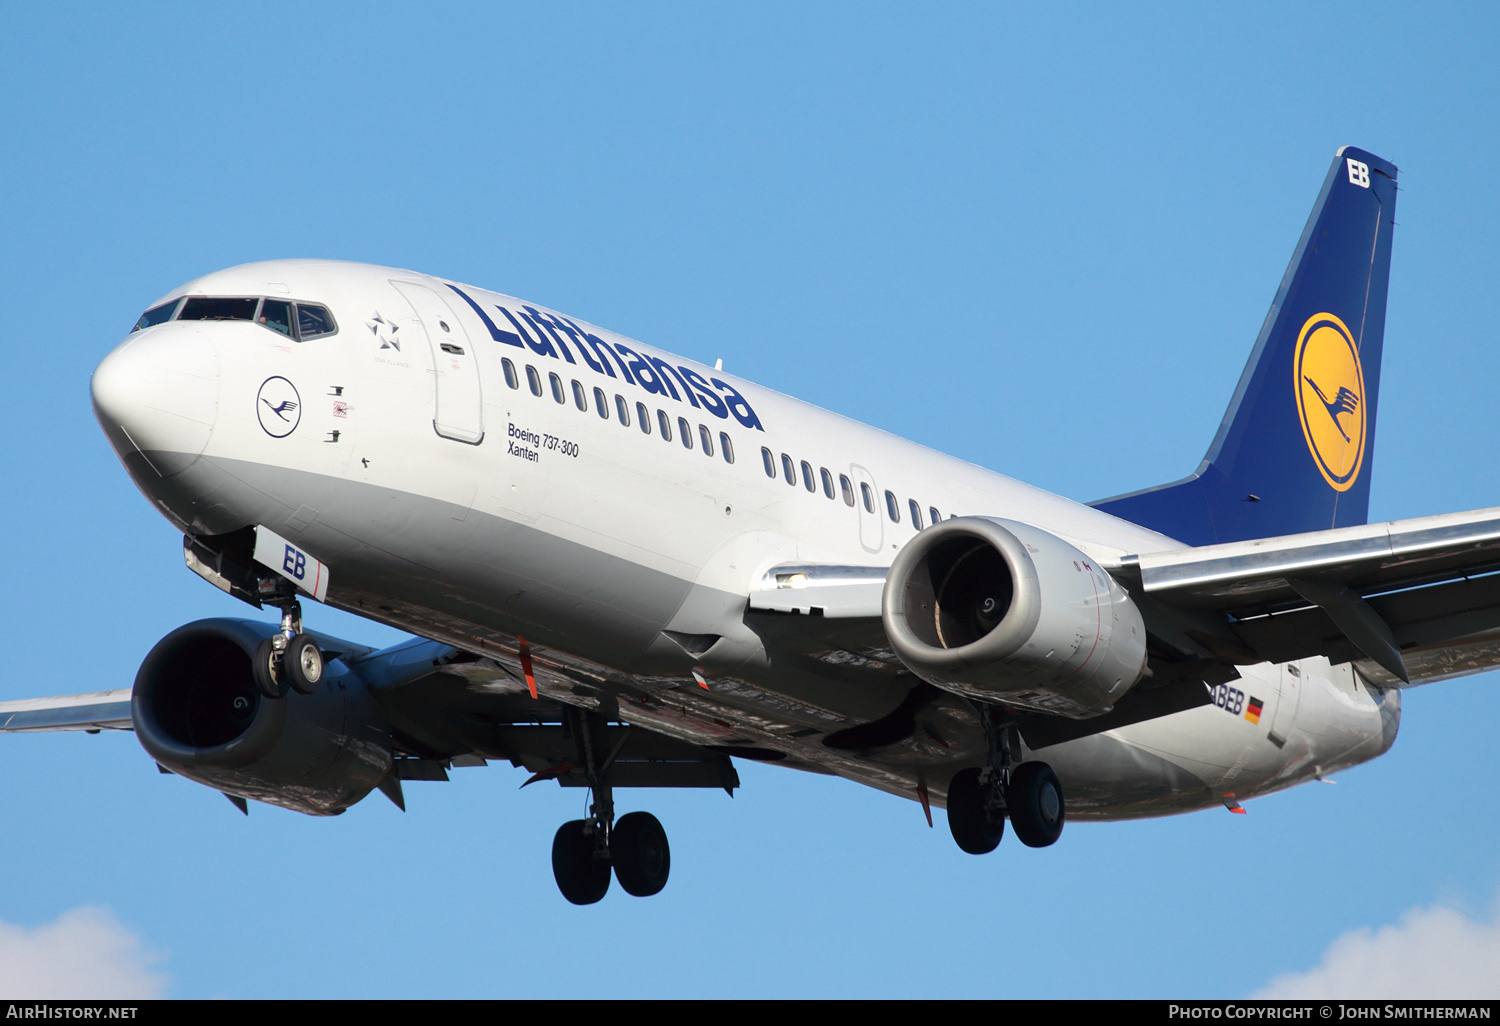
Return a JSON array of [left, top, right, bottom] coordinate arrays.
[[285, 633, 324, 695], [251, 637, 288, 699]]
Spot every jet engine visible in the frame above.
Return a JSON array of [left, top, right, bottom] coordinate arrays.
[[131, 619, 394, 815], [882, 517, 1147, 718]]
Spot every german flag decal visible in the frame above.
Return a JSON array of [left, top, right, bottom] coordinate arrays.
[[1245, 697, 1264, 725]]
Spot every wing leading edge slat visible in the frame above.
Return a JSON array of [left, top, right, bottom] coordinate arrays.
[[1133, 505, 1500, 608]]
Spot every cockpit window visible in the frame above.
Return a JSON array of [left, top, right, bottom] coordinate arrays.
[[296, 304, 336, 339], [129, 294, 337, 341], [179, 297, 259, 322], [132, 299, 181, 332], [258, 299, 293, 336]]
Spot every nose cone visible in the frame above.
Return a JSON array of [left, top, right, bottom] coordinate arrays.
[[92, 323, 219, 478]]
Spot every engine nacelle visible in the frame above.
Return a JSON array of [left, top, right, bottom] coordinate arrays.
[[883, 517, 1147, 718], [132, 619, 394, 815]]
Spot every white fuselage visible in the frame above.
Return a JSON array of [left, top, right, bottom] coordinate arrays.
[[91, 259, 1399, 819]]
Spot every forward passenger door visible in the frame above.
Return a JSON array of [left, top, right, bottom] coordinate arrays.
[[392, 280, 484, 444]]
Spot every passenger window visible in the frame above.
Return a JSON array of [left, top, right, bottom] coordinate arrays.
[[699, 424, 714, 456], [616, 395, 631, 426], [801, 461, 816, 492], [762, 447, 776, 477], [679, 417, 693, 449], [295, 304, 337, 339], [257, 299, 292, 336], [502, 359, 519, 389], [909, 500, 923, 529], [572, 379, 587, 411], [637, 402, 651, 434], [820, 468, 834, 499], [526, 365, 543, 396], [720, 433, 734, 464], [550, 372, 565, 404], [930, 507, 941, 525], [860, 482, 875, 513], [781, 454, 796, 485], [841, 475, 855, 507], [132, 299, 181, 331], [886, 491, 900, 522], [179, 297, 257, 322], [594, 387, 609, 419], [658, 410, 672, 441]]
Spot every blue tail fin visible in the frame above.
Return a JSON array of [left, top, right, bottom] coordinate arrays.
[[1092, 146, 1398, 546]]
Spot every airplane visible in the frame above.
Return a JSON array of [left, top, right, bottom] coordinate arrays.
[[6, 145, 1497, 906]]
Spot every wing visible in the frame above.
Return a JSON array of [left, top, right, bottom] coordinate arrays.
[[353, 651, 744, 797], [745, 504, 1500, 744], [745, 560, 1216, 749], [1117, 505, 1500, 687], [0, 689, 134, 732]]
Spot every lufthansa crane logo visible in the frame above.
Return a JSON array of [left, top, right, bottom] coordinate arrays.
[[1294, 312, 1366, 492], [257, 376, 302, 438]]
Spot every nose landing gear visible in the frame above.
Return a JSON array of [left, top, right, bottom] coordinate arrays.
[[249, 597, 325, 699]]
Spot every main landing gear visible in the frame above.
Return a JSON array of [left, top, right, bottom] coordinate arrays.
[[250, 597, 325, 699], [550, 709, 672, 905], [946, 707, 1065, 853], [552, 810, 670, 905]]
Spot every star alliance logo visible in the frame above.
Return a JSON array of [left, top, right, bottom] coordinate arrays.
[[367, 311, 400, 351]]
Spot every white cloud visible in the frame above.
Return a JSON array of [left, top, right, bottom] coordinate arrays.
[[0, 907, 167, 999], [1256, 898, 1500, 999]]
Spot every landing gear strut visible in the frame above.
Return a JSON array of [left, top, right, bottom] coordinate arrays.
[[549, 708, 671, 904], [947, 706, 1013, 854], [946, 707, 1065, 852], [250, 595, 324, 700]]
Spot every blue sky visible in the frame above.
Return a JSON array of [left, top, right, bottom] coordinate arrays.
[[2, 2, 1499, 998]]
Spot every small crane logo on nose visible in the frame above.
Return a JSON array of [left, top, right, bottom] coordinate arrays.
[[257, 376, 302, 438]]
